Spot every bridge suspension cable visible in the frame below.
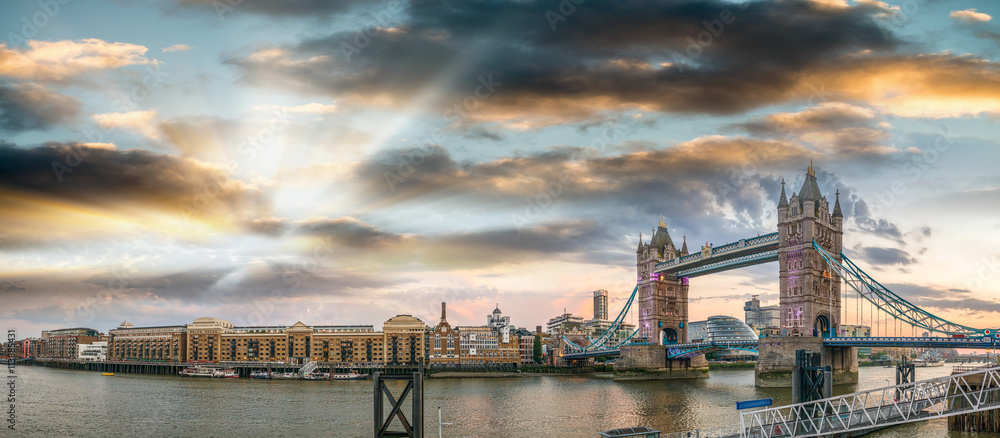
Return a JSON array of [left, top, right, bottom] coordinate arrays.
[[812, 240, 987, 337], [585, 284, 639, 351]]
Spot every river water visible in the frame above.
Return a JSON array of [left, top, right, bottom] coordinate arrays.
[[12, 364, 1000, 437]]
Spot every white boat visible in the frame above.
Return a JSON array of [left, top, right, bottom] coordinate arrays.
[[213, 368, 239, 378], [333, 370, 367, 381], [913, 358, 945, 367], [179, 366, 215, 377]]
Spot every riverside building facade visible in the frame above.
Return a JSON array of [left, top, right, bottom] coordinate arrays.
[[40, 328, 100, 359], [108, 321, 187, 362], [52, 308, 529, 368]]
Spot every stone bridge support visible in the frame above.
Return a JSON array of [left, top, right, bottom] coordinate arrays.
[[613, 345, 708, 380], [755, 337, 857, 387]]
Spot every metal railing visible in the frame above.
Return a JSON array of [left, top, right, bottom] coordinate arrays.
[[738, 366, 1000, 437]]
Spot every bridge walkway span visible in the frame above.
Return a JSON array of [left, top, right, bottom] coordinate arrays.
[[662, 366, 1000, 438]]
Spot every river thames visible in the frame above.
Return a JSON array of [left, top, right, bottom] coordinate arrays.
[[14, 364, 1000, 437]]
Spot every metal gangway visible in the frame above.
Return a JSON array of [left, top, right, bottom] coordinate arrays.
[[299, 360, 318, 375], [664, 366, 1000, 438]]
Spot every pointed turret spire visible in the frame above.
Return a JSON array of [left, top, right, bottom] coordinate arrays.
[[832, 190, 843, 218], [778, 178, 788, 208], [681, 234, 689, 255]]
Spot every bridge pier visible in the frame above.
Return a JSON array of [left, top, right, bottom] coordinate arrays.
[[755, 337, 857, 387], [613, 345, 708, 380]]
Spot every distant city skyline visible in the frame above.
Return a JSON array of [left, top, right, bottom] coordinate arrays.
[[2, 1, 1000, 339]]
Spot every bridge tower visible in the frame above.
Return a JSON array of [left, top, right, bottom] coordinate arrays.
[[757, 163, 855, 387], [618, 217, 707, 380], [777, 162, 843, 338], [636, 217, 690, 345]]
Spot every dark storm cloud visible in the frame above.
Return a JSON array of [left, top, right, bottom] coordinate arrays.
[[294, 214, 625, 267], [859, 246, 916, 266], [0, 142, 266, 218], [225, 0, 903, 122], [354, 136, 814, 238], [83, 267, 237, 301], [348, 135, 920, 269], [297, 217, 405, 247], [0, 82, 80, 133], [170, 0, 373, 18], [851, 198, 905, 242]]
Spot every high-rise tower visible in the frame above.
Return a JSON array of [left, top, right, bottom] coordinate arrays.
[[777, 163, 844, 337], [593, 289, 609, 321]]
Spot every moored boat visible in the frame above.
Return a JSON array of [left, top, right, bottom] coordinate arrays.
[[332, 370, 367, 380], [213, 368, 239, 378], [179, 366, 215, 377], [101, 372, 114, 376]]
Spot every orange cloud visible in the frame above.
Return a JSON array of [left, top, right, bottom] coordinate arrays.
[[92, 110, 161, 140], [950, 9, 992, 24], [807, 53, 1000, 118], [0, 39, 157, 82]]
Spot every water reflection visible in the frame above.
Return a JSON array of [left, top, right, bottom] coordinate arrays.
[[16, 364, 1000, 437]]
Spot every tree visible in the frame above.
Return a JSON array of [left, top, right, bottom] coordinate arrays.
[[532, 335, 543, 364]]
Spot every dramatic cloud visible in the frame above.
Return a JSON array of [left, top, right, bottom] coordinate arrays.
[[170, 0, 374, 18], [0, 142, 267, 247], [849, 198, 904, 243], [92, 110, 161, 140], [0, 39, 157, 82], [295, 216, 623, 269], [0, 82, 81, 132], [950, 9, 992, 24], [736, 102, 895, 157], [225, 0, 904, 126]]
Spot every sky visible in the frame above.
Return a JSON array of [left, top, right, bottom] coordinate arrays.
[[1, 0, 999, 338]]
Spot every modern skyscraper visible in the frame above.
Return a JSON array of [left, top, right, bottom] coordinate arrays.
[[593, 289, 609, 321]]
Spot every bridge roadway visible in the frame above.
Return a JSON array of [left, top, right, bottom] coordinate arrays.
[[561, 336, 999, 361]]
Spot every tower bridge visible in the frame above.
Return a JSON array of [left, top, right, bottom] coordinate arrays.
[[559, 163, 999, 386]]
